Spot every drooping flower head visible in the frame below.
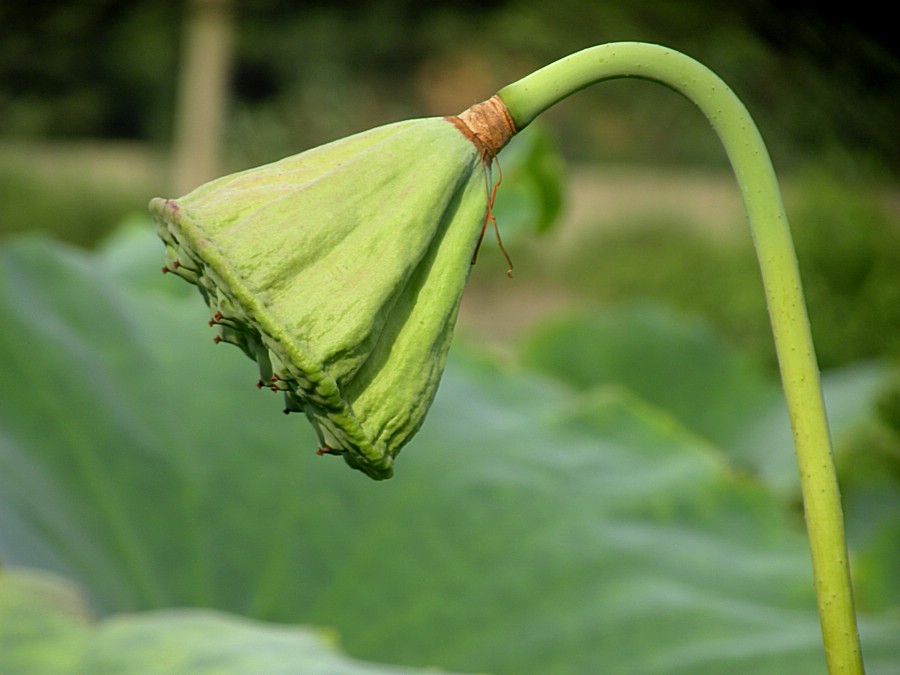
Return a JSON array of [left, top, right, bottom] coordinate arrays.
[[150, 97, 516, 479]]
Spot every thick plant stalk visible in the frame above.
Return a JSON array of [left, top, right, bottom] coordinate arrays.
[[497, 42, 863, 674]]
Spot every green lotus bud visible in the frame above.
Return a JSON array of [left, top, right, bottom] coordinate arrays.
[[150, 97, 516, 479]]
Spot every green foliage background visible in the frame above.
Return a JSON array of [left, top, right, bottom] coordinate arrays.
[[1, 227, 898, 673], [2, 0, 897, 176], [1, 1, 898, 672]]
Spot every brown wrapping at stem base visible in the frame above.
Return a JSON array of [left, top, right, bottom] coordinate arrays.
[[448, 95, 517, 161]]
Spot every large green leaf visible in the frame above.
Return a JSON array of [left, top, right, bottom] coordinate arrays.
[[0, 225, 897, 674], [518, 305, 889, 493], [0, 567, 436, 674], [518, 305, 783, 454]]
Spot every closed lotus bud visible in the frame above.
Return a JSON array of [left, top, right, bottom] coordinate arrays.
[[150, 97, 516, 479]]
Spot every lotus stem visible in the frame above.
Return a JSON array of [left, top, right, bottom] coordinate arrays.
[[497, 42, 863, 674]]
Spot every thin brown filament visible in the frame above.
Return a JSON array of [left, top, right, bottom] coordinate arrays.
[[471, 158, 514, 277]]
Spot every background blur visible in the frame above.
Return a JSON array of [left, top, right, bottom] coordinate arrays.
[[2, 0, 897, 172], [1, 0, 898, 370], [2, 2, 899, 671]]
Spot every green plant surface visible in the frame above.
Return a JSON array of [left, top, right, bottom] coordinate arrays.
[[489, 123, 566, 241], [0, 567, 439, 674], [518, 305, 781, 453], [496, 43, 873, 671], [0, 225, 897, 673], [518, 305, 891, 493]]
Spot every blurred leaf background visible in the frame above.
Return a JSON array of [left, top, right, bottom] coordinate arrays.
[[1, 1, 898, 672]]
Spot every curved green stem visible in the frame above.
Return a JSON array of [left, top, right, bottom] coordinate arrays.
[[499, 42, 863, 674]]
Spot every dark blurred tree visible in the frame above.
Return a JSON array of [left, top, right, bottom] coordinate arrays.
[[0, 0, 896, 175], [0, 0, 181, 139], [738, 0, 899, 179]]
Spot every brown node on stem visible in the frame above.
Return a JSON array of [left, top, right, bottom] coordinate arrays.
[[449, 95, 518, 277], [449, 95, 517, 162]]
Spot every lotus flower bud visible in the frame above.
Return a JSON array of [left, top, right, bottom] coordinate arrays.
[[150, 97, 516, 479]]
